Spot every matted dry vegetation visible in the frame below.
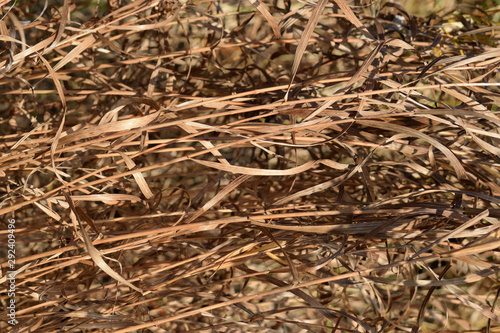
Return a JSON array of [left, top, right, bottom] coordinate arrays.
[[1, 0, 500, 331]]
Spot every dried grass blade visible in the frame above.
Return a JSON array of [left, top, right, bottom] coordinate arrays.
[[357, 120, 467, 179], [440, 238, 500, 257], [190, 158, 320, 176], [436, 79, 487, 111], [257, 226, 300, 285], [345, 41, 385, 89], [457, 118, 500, 158], [180, 123, 230, 165], [274, 151, 372, 205], [333, 0, 375, 40], [53, 194, 141, 204], [279, 5, 312, 32], [34, 201, 61, 221], [45, 0, 69, 54], [5, 12, 27, 76], [94, 31, 132, 57], [416, 48, 500, 82], [368, 267, 498, 287], [48, 92, 67, 188], [250, 220, 340, 234], [184, 175, 252, 224], [146, 58, 162, 99], [37, 54, 66, 110], [320, 160, 349, 170], [304, 41, 384, 121], [410, 210, 489, 260], [11, 34, 55, 64], [445, 283, 500, 322], [59, 112, 159, 146], [247, 0, 280, 39], [53, 35, 96, 72], [285, 0, 327, 101], [115, 150, 154, 199], [63, 191, 144, 295], [238, 265, 373, 331]]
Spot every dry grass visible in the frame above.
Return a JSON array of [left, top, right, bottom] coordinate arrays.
[[1, 0, 500, 331]]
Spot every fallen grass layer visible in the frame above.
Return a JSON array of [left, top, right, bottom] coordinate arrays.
[[1, 0, 500, 331]]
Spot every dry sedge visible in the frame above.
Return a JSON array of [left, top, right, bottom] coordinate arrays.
[[1, 0, 500, 332]]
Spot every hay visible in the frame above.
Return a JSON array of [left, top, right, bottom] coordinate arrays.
[[1, 0, 499, 331]]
